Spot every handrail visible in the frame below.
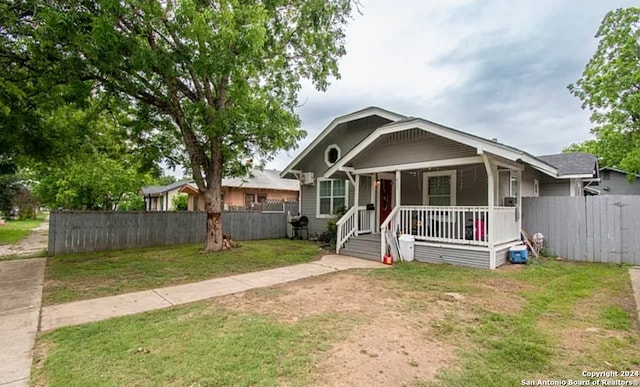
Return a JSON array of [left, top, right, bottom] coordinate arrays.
[[336, 205, 358, 226], [379, 205, 401, 261], [336, 206, 359, 254]]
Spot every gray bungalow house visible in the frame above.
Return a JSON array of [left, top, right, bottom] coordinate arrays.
[[281, 107, 598, 269]]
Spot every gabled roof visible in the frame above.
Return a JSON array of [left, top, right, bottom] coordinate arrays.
[[324, 117, 559, 178], [537, 153, 598, 178], [280, 106, 406, 177], [141, 180, 194, 196], [180, 169, 299, 193]]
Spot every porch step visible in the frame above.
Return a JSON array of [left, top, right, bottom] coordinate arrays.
[[340, 234, 382, 261]]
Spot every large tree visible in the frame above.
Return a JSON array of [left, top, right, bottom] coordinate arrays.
[[567, 7, 640, 176], [34, 0, 354, 251]]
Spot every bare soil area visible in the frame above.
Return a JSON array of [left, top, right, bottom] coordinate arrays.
[[0, 219, 48, 257], [216, 272, 466, 386]]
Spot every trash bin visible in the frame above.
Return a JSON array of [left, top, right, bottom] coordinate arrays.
[[398, 234, 415, 262]]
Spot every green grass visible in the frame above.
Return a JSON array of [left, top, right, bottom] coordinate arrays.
[[0, 216, 45, 245], [374, 258, 638, 386], [43, 239, 322, 305], [33, 303, 355, 386], [34, 256, 639, 386]]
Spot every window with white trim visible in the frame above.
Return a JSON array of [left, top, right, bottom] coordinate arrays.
[[423, 171, 457, 206], [317, 179, 348, 217], [510, 175, 518, 198], [324, 144, 341, 166], [533, 179, 539, 197]]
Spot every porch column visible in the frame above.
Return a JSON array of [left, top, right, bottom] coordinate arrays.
[[371, 175, 376, 232], [517, 168, 522, 233], [481, 153, 496, 269], [354, 174, 360, 235], [395, 170, 401, 207]]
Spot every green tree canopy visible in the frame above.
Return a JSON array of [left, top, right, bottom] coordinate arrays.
[[31, 0, 354, 251], [568, 7, 640, 176]]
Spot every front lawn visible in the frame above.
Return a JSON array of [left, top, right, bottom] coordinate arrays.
[[0, 216, 45, 245], [43, 239, 322, 305], [33, 258, 639, 386]]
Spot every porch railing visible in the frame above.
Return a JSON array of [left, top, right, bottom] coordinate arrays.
[[382, 206, 520, 251], [492, 207, 520, 245], [380, 206, 401, 261], [336, 206, 374, 253]]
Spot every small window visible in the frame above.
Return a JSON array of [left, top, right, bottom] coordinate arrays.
[[533, 179, 539, 197], [257, 194, 267, 203], [324, 144, 341, 166], [510, 175, 518, 198]]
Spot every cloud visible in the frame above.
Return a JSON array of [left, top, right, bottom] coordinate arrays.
[[268, 0, 639, 171]]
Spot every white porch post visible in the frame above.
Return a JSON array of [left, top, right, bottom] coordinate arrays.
[[395, 170, 401, 207], [482, 153, 497, 269], [354, 174, 360, 234], [370, 174, 376, 232], [517, 168, 522, 234]]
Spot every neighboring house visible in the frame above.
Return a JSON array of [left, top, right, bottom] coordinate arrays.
[[179, 169, 299, 211], [141, 180, 192, 211], [598, 167, 640, 195], [281, 106, 598, 269]]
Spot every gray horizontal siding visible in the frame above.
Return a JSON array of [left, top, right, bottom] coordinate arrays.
[[414, 243, 490, 269], [352, 130, 477, 169], [298, 115, 393, 175], [495, 245, 511, 267], [539, 177, 569, 196], [399, 164, 488, 206], [300, 181, 355, 237]]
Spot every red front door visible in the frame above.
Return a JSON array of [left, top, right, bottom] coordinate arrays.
[[379, 179, 393, 225]]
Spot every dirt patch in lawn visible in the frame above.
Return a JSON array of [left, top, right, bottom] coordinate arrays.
[[216, 272, 459, 385]]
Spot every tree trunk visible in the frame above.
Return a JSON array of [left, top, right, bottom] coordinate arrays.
[[202, 140, 224, 252], [203, 186, 223, 252]]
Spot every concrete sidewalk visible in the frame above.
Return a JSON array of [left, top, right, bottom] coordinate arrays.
[[0, 258, 46, 387], [631, 267, 640, 324], [40, 255, 388, 331]]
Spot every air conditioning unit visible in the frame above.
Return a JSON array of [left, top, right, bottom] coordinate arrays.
[[300, 172, 315, 185]]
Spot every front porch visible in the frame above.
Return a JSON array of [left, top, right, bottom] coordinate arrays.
[[334, 157, 524, 269], [324, 120, 541, 269], [337, 204, 521, 269]]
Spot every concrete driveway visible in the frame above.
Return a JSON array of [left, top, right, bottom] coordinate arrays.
[[0, 258, 45, 386]]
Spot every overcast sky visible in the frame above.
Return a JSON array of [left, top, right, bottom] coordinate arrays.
[[265, 0, 637, 171]]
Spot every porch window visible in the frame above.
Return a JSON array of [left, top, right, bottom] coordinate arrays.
[[317, 178, 348, 217], [423, 171, 457, 206], [510, 174, 518, 198]]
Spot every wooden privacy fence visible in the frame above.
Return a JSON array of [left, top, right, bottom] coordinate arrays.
[[49, 204, 300, 256], [522, 196, 640, 265]]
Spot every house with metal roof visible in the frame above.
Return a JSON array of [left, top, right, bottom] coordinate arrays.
[[280, 106, 599, 269], [178, 169, 299, 211]]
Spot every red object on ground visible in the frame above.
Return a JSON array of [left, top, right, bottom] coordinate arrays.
[[382, 254, 393, 265]]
